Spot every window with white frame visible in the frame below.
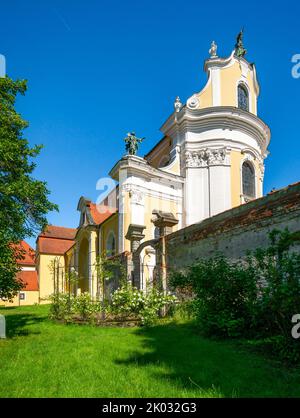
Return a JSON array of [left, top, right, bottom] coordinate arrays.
[[238, 84, 249, 111], [242, 161, 255, 198]]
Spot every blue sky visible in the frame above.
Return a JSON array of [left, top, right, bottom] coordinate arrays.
[[1, 0, 300, 246]]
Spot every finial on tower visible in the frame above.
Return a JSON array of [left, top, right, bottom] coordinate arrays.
[[209, 41, 218, 58], [234, 28, 247, 58], [174, 96, 183, 113]]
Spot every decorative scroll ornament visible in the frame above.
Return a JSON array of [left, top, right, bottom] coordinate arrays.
[[187, 94, 199, 109], [174, 96, 183, 113], [259, 162, 265, 180], [209, 41, 218, 58], [185, 147, 228, 167]]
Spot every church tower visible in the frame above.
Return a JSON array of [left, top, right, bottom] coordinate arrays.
[[156, 31, 271, 226], [110, 32, 271, 254]]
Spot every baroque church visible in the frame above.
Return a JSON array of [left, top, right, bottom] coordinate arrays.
[[2, 32, 272, 305]]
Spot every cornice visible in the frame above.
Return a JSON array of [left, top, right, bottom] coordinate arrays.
[[109, 155, 184, 185], [161, 106, 270, 153]]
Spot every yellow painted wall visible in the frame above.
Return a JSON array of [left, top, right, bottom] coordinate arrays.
[[65, 248, 74, 271], [161, 157, 181, 175], [230, 150, 242, 208], [144, 195, 179, 241], [220, 60, 257, 113], [38, 253, 65, 303], [101, 214, 118, 254], [198, 76, 213, 108], [145, 137, 172, 169], [78, 237, 89, 293], [122, 191, 179, 250], [1, 291, 39, 307], [231, 150, 263, 208]]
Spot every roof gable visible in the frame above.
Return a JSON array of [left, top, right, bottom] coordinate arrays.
[[77, 196, 117, 226]]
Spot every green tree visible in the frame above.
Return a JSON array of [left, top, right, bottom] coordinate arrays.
[[0, 76, 58, 300]]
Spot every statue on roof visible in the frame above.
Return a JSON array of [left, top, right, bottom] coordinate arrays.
[[234, 29, 247, 58], [124, 132, 144, 155], [209, 41, 218, 58], [174, 96, 183, 112]]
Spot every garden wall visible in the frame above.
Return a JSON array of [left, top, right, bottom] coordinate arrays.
[[165, 182, 300, 270]]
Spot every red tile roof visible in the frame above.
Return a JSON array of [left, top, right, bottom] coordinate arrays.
[[40, 225, 77, 240], [37, 225, 76, 255], [12, 241, 35, 266], [17, 270, 39, 291], [38, 237, 75, 255], [89, 203, 117, 225]]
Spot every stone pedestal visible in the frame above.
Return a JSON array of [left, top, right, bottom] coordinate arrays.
[[125, 224, 146, 253], [152, 210, 178, 237]]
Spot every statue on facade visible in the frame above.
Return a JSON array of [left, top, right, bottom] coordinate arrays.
[[124, 132, 144, 155], [209, 41, 218, 58], [234, 29, 247, 58]]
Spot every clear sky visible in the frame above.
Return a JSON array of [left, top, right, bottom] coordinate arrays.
[[1, 0, 300, 247]]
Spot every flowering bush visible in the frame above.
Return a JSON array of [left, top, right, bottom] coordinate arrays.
[[73, 292, 98, 320], [111, 285, 177, 326], [49, 293, 74, 321], [49, 292, 100, 322]]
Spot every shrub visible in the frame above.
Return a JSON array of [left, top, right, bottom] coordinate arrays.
[[111, 285, 177, 326], [49, 293, 74, 322], [73, 292, 97, 321], [170, 255, 257, 337], [49, 292, 99, 322], [170, 229, 300, 362]]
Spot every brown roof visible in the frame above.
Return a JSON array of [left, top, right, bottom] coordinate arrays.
[[40, 225, 77, 240], [38, 237, 75, 255], [17, 270, 39, 291], [89, 203, 117, 225], [12, 241, 35, 266]]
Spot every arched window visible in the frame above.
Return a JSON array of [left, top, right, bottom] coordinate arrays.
[[242, 161, 255, 198], [159, 155, 170, 168], [154, 226, 160, 239], [106, 232, 116, 257], [238, 84, 249, 111]]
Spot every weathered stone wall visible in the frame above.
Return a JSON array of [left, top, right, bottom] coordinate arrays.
[[165, 182, 300, 270]]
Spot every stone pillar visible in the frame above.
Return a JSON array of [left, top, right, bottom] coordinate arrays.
[[152, 210, 179, 238], [88, 230, 97, 299], [152, 211, 178, 297], [125, 224, 146, 253], [125, 224, 146, 288]]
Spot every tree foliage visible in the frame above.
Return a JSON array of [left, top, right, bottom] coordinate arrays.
[[0, 76, 58, 300]]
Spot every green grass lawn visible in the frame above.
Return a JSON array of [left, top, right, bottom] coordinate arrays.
[[0, 304, 300, 398]]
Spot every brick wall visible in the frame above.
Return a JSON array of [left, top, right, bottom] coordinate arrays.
[[165, 182, 300, 270]]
